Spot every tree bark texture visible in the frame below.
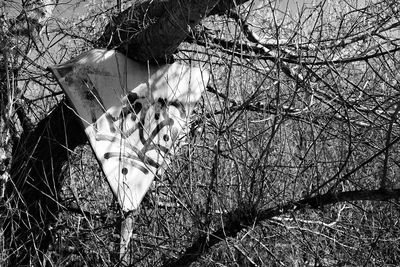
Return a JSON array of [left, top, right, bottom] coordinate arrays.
[[97, 0, 249, 62]]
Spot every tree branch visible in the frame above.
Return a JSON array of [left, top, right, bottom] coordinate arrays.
[[98, 0, 252, 63], [163, 189, 400, 267], [98, 0, 221, 63]]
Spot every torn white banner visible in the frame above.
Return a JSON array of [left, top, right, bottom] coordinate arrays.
[[49, 49, 209, 211]]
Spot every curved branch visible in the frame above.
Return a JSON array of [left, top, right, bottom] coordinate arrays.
[[99, 0, 220, 63], [98, 0, 251, 63], [163, 188, 400, 267]]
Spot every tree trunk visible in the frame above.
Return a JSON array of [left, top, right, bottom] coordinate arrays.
[[6, 101, 86, 265]]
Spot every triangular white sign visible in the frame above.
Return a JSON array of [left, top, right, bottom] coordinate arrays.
[[49, 49, 209, 211]]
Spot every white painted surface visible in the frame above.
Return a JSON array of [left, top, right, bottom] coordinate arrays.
[[50, 49, 209, 211]]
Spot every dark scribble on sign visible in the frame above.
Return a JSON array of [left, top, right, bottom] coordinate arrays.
[[95, 92, 186, 175]]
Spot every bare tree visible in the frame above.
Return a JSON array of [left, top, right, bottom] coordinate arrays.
[[2, 0, 400, 266]]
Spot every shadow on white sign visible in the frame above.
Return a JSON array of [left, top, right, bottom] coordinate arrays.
[[49, 49, 209, 211]]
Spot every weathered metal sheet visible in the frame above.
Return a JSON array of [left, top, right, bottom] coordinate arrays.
[[49, 49, 209, 211]]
